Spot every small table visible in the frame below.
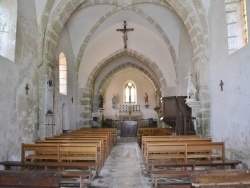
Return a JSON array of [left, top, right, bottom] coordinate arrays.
[[188, 169, 250, 188]]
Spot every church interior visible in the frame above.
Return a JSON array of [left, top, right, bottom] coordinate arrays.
[[0, 0, 250, 187]]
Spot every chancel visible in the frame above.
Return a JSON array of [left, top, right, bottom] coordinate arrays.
[[0, 1, 250, 187]]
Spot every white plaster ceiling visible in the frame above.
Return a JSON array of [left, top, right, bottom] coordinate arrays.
[[63, 3, 189, 90], [66, 4, 183, 59]]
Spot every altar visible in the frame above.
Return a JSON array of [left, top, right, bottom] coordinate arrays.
[[120, 121, 138, 137], [119, 112, 141, 121]]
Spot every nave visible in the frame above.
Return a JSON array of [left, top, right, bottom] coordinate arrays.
[[0, 127, 249, 188]]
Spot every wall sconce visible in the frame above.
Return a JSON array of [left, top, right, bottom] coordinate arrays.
[[25, 83, 29, 95]]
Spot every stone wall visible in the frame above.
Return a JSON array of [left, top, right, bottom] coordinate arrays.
[[0, 1, 39, 165], [209, 0, 250, 168]]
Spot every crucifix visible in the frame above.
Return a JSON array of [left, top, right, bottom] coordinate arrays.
[[116, 21, 134, 49], [25, 83, 29, 95], [219, 80, 224, 91]]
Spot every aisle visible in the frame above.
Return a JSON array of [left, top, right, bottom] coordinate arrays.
[[90, 137, 152, 188]]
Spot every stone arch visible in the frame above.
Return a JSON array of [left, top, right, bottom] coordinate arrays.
[[85, 49, 167, 92], [80, 49, 168, 126], [36, 0, 55, 67], [76, 6, 179, 83], [38, 0, 210, 134], [96, 62, 161, 96], [38, 0, 209, 69]]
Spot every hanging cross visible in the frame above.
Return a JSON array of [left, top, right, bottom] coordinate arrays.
[[25, 83, 29, 95], [116, 21, 134, 49], [219, 80, 224, 91]]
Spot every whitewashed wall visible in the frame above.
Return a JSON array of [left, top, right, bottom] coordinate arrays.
[[103, 68, 156, 119], [54, 26, 78, 134], [0, 1, 39, 165], [209, 0, 250, 167]]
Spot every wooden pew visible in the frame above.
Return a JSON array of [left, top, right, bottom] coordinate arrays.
[[65, 129, 116, 148], [0, 143, 98, 187], [141, 135, 200, 148], [35, 139, 105, 168], [0, 170, 61, 188], [188, 169, 250, 187], [146, 142, 242, 187], [142, 137, 212, 160], [145, 143, 187, 172], [22, 143, 100, 174], [146, 142, 237, 171], [137, 127, 172, 147], [77, 128, 117, 145], [53, 134, 110, 156]]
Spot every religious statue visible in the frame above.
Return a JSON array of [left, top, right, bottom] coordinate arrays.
[[99, 94, 103, 109], [144, 92, 149, 104], [185, 70, 197, 100], [116, 21, 134, 49], [112, 94, 116, 106], [123, 31, 128, 49], [155, 92, 160, 107], [47, 67, 53, 87]]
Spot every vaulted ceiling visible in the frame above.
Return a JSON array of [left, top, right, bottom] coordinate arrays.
[[37, 0, 209, 96]]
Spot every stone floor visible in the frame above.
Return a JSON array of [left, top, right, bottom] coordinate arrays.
[[89, 137, 152, 188]]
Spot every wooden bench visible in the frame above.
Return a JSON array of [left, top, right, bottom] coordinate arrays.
[[137, 127, 172, 147], [53, 134, 110, 156], [146, 142, 227, 171], [188, 169, 250, 187], [1, 143, 99, 187], [63, 129, 115, 148], [145, 143, 188, 172], [22, 143, 99, 173], [146, 142, 242, 187], [75, 128, 117, 146], [35, 139, 105, 168], [0, 161, 93, 184], [141, 135, 201, 149], [0, 170, 61, 188], [142, 137, 212, 160], [48, 136, 109, 160]]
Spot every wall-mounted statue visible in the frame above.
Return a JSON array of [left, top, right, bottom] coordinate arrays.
[[185, 70, 197, 101], [144, 92, 149, 104], [99, 94, 103, 109], [112, 94, 116, 106]]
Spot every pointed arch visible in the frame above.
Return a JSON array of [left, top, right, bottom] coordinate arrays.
[[86, 49, 166, 93], [37, 0, 211, 135]]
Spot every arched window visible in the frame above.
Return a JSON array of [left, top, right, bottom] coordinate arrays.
[[0, 0, 17, 61], [225, 0, 248, 54], [59, 52, 67, 95], [124, 81, 136, 103]]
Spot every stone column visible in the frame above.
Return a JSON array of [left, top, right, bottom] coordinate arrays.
[[78, 88, 92, 129], [185, 99, 200, 132], [38, 65, 54, 139], [194, 55, 211, 137], [98, 108, 104, 128]]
